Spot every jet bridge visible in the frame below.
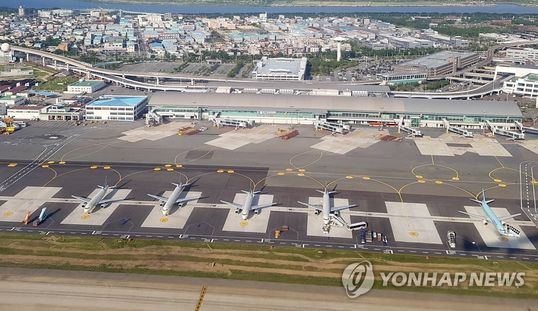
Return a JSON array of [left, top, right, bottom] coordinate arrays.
[[327, 215, 367, 233], [515, 121, 538, 136], [397, 118, 423, 137], [442, 119, 473, 137], [211, 117, 250, 129], [486, 120, 524, 140], [315, 121, 351, 134], [145, 111, 162, 127]]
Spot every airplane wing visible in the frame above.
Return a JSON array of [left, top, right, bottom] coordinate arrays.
[[147, 194, 168, 202], [98, 198, 124, 205], [499, 213, 521, 221], [458, 210, 485, 220], [331, 204, 357, 213], [251, 203, 276, 211], [71, 195, 90, 203], [220, 200, 242, 209], [175, 196, 200, 204], [297, 201, 322, 213]]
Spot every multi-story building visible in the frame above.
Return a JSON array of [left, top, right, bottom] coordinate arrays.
[[505, 47, 538, 64], [85, 96, 148, 121], [502, 73, 538, 97], [251, 57, 308, 81], [392, 51, 480, 79]]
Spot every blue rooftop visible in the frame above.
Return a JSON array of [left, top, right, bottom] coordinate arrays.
[[87, 96, 147, 108]]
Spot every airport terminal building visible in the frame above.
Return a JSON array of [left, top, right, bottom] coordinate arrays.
[[85, 95, 148, 121], [148, 93, 522, 130]]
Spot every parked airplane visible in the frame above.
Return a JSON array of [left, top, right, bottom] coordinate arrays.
[[220, 190, 276, 220], [72, 180, 122, 214], [147, 182, 200, 216], [459, 192, 521, 237], [298, 189, 357, 226]]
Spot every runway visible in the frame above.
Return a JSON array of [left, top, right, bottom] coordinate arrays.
[[1, 267, 534, 311]]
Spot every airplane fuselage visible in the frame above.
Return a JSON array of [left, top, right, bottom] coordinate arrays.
[[241, 192, 254, 220], [162, 185, 185, 215], [322, 192, 331, 224], [84, 187, 108, 214], [480, 201, 508, 236]]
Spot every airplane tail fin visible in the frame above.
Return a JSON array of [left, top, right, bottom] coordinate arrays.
[[172, 182, 190, 188], [99, 176, 114, 189], [470, 198, 482, 204], [315, 190, 325, 194], [479, 189, 494, 204], [241, 190, 260, 194]]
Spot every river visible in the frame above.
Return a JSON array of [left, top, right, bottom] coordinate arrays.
[[5, 0, 538, 14]]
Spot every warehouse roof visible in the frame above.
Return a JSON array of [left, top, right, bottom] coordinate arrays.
[[149, 92, 522, 117]]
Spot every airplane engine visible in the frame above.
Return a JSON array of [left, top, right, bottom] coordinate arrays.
[[483, 220, 488, 225], [334, 211, 340, 217], [100, 204, 107, 208], [235, 209, 241, 214], [159, 203, 165, 207], [314, 211, 321, 215], [254, 209, 260, 215]]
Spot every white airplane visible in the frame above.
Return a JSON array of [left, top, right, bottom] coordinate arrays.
[[220, 190, 276, 220], [298, 189, 357, 226], [72, 180, 122, 214], [147, 182, 200, 216], [459, 192, 521, 237]]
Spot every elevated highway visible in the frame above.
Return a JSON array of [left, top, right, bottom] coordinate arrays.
[[13, 46, 383, 94], [11, 40, 538, 98], [391, 75, 511, 99]]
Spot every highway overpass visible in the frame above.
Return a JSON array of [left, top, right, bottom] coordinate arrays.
[[10, 40, 538, 98]]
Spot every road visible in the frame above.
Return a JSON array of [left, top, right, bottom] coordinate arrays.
[[520, 161, 538, 225], [0, 267, 535, 311]]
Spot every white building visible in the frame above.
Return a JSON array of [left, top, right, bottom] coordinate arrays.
[[85, 96, 148, 121], [41, 105, 84, 121], [251, 57, 308, 81], [7, 104, 47, 120], [494, 64, 538, 79], [502, 73, 538, 97], [66, 80, 107, 94], [505, 48, 538, 63]]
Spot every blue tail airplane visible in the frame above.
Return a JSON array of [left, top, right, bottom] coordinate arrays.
[[459, 191, 521, 237]]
